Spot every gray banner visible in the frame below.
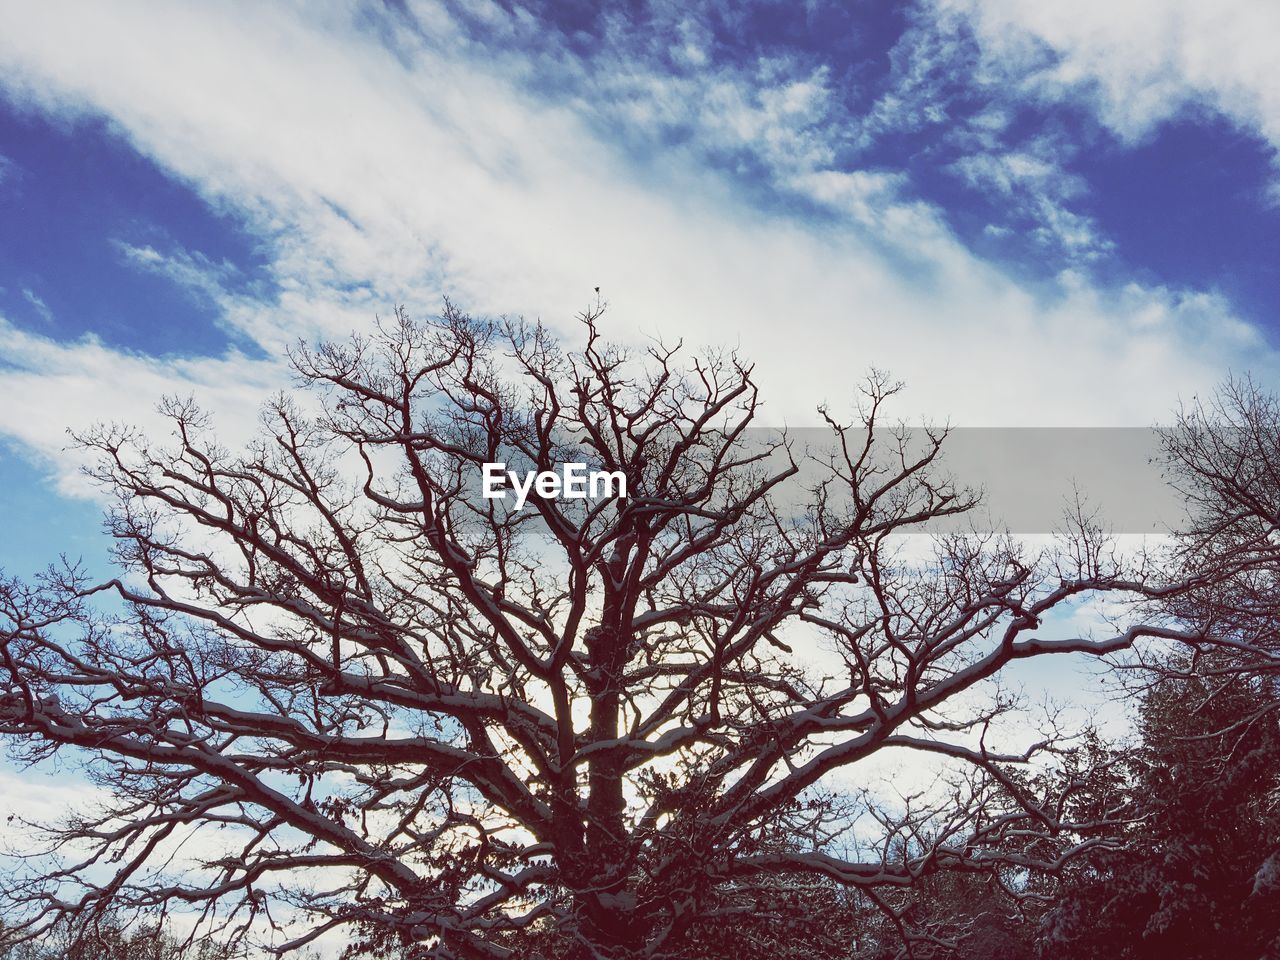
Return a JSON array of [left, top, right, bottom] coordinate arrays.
[[474, 427, 1185, 535], [877, 427, 1182, 534]]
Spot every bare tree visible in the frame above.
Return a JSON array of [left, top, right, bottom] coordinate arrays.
[[0, 304, 1192, 959], [1157, 377, 1280, 670]]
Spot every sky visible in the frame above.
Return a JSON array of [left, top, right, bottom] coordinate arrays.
[[1, 0, 1280, 582], [3, 1, 1280, 946], [0, 3, 1273, 617]]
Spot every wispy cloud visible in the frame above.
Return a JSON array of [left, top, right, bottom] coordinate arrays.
[[942, 0, 1280, 170], [20, 287, 52, 324], [113, 242, 239, 302], [949, 145, 1113, 261]]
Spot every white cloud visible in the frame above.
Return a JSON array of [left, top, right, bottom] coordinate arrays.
[[0, 766, 101, 848], [114, 241, 239, 303], [950, 141, 1113, 261], [943, 0, 1280, 161], [20, 288, 52, 324], [0, 318, 280, 498]]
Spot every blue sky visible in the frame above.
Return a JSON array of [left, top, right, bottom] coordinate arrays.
[[1, 0, 1279, 578]]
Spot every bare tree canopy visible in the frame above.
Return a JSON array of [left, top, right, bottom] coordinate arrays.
[[1156, 377, 1280, 667], [0, 305, 1199, 959]]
